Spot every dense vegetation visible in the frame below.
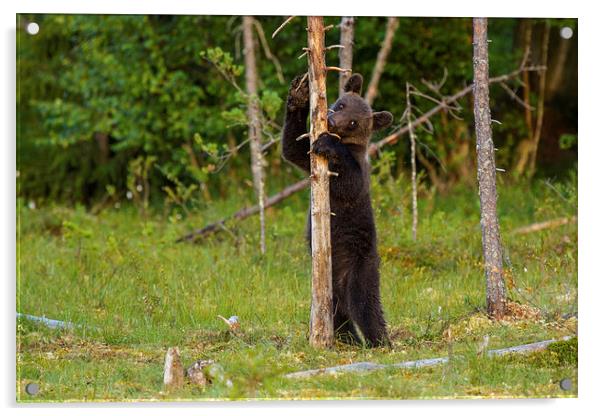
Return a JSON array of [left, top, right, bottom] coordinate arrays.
[[18, 15, 577, 209]]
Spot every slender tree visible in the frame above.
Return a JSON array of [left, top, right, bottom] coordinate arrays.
[[365, 17, 399, 107], [307, 16, 334, 349], [472, 17, 507, 319], [405, 83, 418, 241], [527, 21, 551, 178], [243, 16, 267, 254], [338, 17, 355, 97]]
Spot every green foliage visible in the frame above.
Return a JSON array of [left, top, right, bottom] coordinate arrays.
[[559, 134, 577, 150], [18, 15, 577, 207]]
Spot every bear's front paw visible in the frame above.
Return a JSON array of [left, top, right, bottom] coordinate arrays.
[[311, 133, 339, 160], [287, 73, 309, 111]]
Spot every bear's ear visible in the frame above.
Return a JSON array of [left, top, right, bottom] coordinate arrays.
[[372, 111, 393, 131], [343, 73, 363, 95]]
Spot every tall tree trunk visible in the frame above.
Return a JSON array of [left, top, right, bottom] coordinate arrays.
[[243, 16, 267, 254], [365, 17, 399, 107], [405, 83, 418, 241], [472, 18, 507, 320], [307, 16, 334, 349], [338, 17, 355, 97], [527, 22, 550, 179]]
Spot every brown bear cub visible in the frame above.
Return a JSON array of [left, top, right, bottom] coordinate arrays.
[[282, 73, 393, 347]]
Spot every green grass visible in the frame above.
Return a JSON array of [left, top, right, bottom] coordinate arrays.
[[16, 173, 578, 401]]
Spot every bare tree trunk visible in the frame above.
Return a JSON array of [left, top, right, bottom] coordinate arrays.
[[514, 21, 533, 177], [307, 16, 334, 349], [243, 16, 267, 254], [527, 22, 550, 179], [338, 17, 355, 97], [522, 20, 534, 139], [472, 18, 507, 320], [405, 83, 418, 241], [365, 17, 399, 107]]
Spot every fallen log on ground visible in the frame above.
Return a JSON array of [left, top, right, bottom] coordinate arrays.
[[512, 216, 576, 235], [284, 336, 573, 379], [177, 64, 544, 243], [176, 178, 309, 242]]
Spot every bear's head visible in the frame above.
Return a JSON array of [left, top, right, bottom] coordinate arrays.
[[327, 73, 393, 148]]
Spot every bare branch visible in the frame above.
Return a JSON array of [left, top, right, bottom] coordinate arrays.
[[512, 216, 577, 235], [251, 18, 285, 84], [272, 16, 296, 38], [370, 64, 546, 154], [326, 66, 352, 73], [499, 81, 535, 110]]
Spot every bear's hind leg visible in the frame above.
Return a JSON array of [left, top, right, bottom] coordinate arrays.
[[347, 261, 390, 347], [334, 307, 362, 345]]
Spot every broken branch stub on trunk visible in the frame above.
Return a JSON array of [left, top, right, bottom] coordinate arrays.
[[472, 17, 507, 320]]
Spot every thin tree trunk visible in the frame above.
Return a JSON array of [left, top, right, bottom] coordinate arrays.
[[307, 16, 334, 349], [472, 18, 507, 320], [243, 16, 267, 254], [365, 17, 399, 107], [338, 17, 354, 97], [405, 83, 418, 241], [527, 22, 550, 179], [514, 20, 534, 176], [522, 20, 534, 140]]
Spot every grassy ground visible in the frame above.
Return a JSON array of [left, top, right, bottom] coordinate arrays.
[[16, 170, 578, 401]]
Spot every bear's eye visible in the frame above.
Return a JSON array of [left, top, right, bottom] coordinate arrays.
[[349, 120, 357, 129], [337, 103, 345, 111]]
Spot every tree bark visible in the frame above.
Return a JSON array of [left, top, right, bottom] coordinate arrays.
[[365, 17, 399, 107], [472, 18, 507, 320], [307, 16, 334, 349], [338, 17, 355, 97], [243, 16, 267, 254]]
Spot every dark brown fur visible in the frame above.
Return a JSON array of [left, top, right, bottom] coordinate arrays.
[[281, 73, 393, 347]]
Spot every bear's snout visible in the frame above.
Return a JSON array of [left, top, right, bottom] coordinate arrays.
[[327, 115, 335, 131]]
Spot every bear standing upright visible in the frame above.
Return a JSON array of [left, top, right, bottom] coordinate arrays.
[[282, 73, 393, 347]]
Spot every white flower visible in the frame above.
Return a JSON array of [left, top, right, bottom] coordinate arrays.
[[28, 201, 36, 210], [126, 191, 133, 200], [136, 184, 143, 192]]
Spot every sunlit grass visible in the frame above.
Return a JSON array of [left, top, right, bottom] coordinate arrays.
[[16, 175, 577, 401]]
